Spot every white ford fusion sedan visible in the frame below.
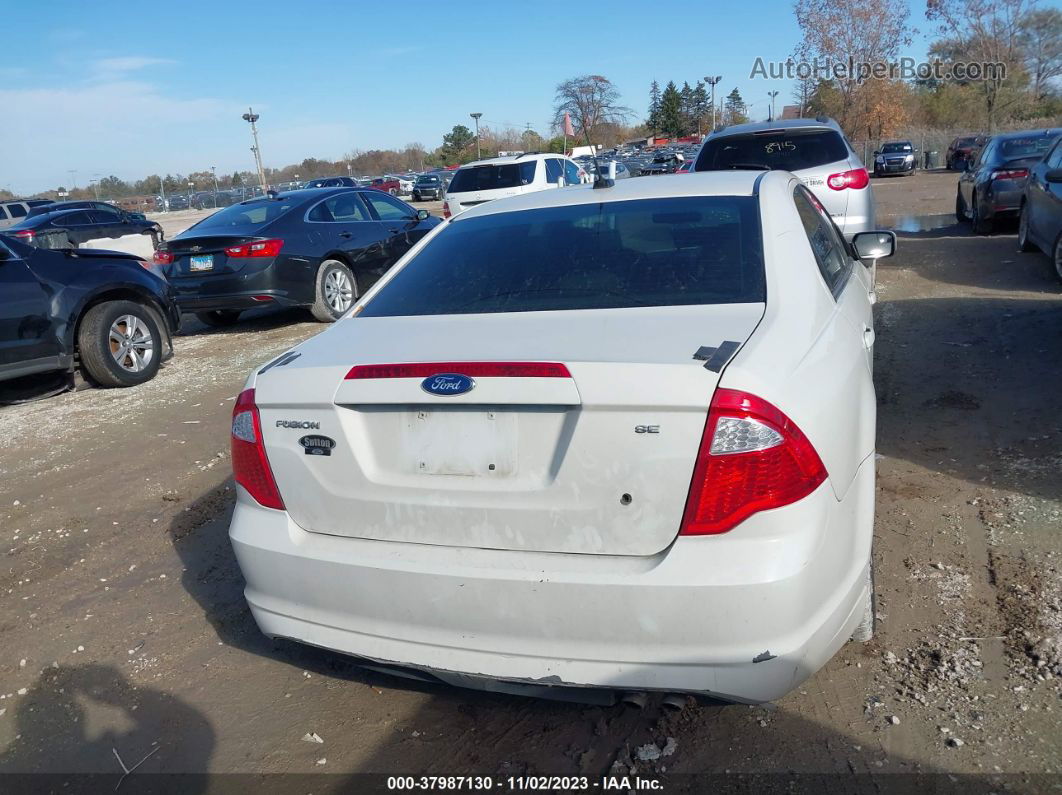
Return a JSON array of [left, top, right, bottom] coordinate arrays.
[[228, 170, 894, 704]]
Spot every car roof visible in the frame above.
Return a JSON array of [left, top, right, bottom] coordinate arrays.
[[453, 171, 765, 221], [711, 117, 842, 137], [458, 153, 563, 167], [989, 128, 1062, 142]]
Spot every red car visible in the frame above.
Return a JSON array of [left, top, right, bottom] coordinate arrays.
[[370, 177, 401, 196]]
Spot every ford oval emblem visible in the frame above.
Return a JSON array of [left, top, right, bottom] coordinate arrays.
[[421, 373, 475, 396]]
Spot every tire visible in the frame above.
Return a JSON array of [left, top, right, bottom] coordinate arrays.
[[1053, 235, 1062, 283], [77, 300, 162, 388], [971, 194, 993, 235], [388, 188, 398, 197], [851, 561, 875, 643], [310, 259, 358, 322], [1017, 202, 1037, 252], [412, 192, 420, 202], [195, 310, 242, 328], [955, 189, 968, 223]]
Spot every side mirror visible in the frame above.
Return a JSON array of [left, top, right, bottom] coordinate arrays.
[[873, 150, 880, 156], [852, 231, 896, 261], [1046, 168, 1062, 184], [416, 209, 430, 221]]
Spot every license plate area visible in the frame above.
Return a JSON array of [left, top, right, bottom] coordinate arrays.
[[189, 254, 214, 272], [407, 407, 517, 476]]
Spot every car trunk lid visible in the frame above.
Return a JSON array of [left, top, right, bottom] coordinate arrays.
[[254, 304, 764, 556]]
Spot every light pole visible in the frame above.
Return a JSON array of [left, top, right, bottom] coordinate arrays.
[[90, 180, 99, 201], [470, 112, 483, 160], [767, 91, 779, 122], [159, 175, 167, 212], [68, 170, 78, 190], [188, 181, 195, 207], [210, 165, 219, 208], [242, 108, 268, 192], [704, 76, 722, 131]]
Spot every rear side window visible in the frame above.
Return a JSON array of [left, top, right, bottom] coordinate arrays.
[[57, 211, 92, 226], [307, 193, 370, 222], [999, 135, 1057, 161], [448, 162, 537, 193], [794, 187, 851, 296], [7, 203, 27, 218], [360, 196, 765, 317], [697, 129, 849, 172]]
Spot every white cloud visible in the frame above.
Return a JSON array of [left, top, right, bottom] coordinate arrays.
[[91, 56, 175, 77]]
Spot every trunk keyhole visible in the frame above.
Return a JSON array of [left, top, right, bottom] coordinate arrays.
[[620, 493, 632, 505]]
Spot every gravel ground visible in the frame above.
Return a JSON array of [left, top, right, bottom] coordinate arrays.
[[0, 171, 1059, 791]]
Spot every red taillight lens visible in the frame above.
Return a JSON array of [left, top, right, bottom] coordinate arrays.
[[231, 388, 285, 510], [346, 361, 571, 379], [826, 168, 870, 190], [153, 249, 174, 265], [989, 168, 1028, 181], [443, 202, 452, 219], [13, 230, 34, 240], [225, 238, 284, 258], [679, 389, 827, 536]]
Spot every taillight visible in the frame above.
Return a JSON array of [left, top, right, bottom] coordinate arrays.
[[153, 249, 174, 265], [989, 168, 1028, 181], [443, 202, 452, 219], [679, 389, 827, 536], [225, 238, 284, 258], [13, 230, 34, 240], [826, 168, 870, 190], [231, 388, 285, 510]]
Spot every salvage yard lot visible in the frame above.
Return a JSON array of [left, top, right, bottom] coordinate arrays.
[[0, 172, 1059, 786]]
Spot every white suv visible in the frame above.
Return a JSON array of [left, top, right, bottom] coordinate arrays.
[[443, 153, 587, 218]]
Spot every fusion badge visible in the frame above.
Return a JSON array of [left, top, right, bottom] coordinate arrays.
[[420, 373, 475, 396]]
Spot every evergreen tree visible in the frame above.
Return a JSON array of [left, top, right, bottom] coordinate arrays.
[[692, 81, 709, 133], [724, 88, 749, 126], [647, 80, 661, 131], [658, 81, 683, 137], [678, 81, 694, 135]]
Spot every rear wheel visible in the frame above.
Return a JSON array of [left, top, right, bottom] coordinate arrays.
[[195, 310, 242, 328], [955, 189, 968, 223], [77, 300, 162, 388], [1017, 203, 1036, 252], [971, 195, 993, 235], [1053, 236, 1062, 283], [388, 188, 398, 196], [310, 259, 357, 322]]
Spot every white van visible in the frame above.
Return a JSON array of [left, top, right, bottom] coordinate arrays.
[[443, 154, 588, 218]]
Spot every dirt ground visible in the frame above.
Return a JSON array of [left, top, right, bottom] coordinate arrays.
[[0, 172, 1059, 791]]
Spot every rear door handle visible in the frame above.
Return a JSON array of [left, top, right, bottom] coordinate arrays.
[[339, 231, 353, 239], [863, 326, 876, 348]]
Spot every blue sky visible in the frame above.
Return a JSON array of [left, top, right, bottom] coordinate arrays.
[[0, 1, 935, 195]]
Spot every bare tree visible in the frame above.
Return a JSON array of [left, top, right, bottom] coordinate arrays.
[[793, 0, 913, 136], [1020, 7, 1062, 100], [926, 0, 1032, 130], [552, 75, 632, 144]]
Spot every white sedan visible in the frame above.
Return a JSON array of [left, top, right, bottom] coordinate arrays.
[[228, 171, 894, 704]]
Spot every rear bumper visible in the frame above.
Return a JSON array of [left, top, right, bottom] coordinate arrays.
[[169, 257, 315, 312], [875, 162, 914, 174], [230, 458, 875, 703]]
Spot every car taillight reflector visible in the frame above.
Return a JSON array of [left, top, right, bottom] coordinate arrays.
[[231, 388, 285, 510], [826, 168, 870, 190], [443, 202, 452, 218], [989, 168, 1028, 181], [153, 249, 174, 265], [345, 361, 571, 379], [225, 238, 284, 258], [13, 230, 34, 239], [680, 389, 827, 536]]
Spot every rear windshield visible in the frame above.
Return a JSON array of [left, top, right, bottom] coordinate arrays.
[[188, 198, 295, 232], [999, 135, 1057, 160], [696, 129, 849, 172], [955, 137, 976, 147], [359, 196, 764, 316], [447, 162, 537, 193], [880, 142, 912, 153]]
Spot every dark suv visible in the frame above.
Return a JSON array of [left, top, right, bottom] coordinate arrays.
[[412, 173, 448, 201], [873, 141, 915, 176], [0, 234, 179, 393]]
